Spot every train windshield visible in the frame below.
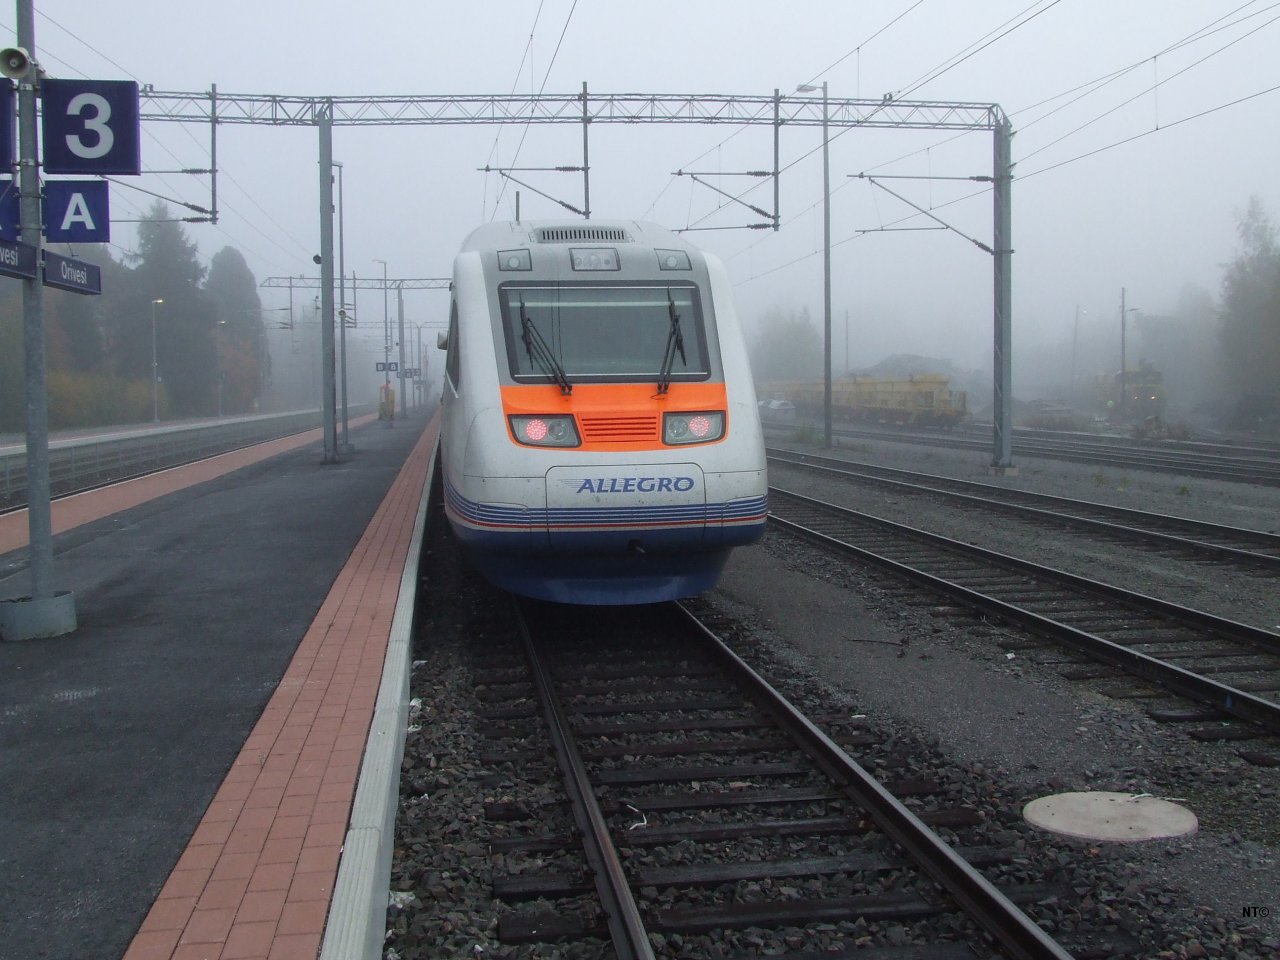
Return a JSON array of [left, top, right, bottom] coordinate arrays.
[[498, 282, 710, 384]]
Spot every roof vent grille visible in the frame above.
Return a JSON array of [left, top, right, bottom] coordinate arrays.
[[535, 226, 629, 243]]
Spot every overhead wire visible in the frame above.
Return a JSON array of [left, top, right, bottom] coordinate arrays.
[[1018, 81, 1280, 180], [491, 0, 579, 218], [891, 0, 1064, 101], [798, 0, 926, 90], [729, 0, 1279, 281], [1018, 7, 1280, 162], [738, 68, 1280, 289], [483, 0, 547, 221], [644, 0, 928, 223], [684, 0, 1062, 239], [27, 8, 313, 275], [837, 0, 1279, 190]]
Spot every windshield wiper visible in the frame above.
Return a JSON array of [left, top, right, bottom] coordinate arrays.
[[520, 299, 572, 395], [656, 295, 686, 395]]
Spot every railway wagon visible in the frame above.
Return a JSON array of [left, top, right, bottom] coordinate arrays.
[[1090, 363, 1166, 421], [438, 219, 769, 605], [770, 374, 968, 428]]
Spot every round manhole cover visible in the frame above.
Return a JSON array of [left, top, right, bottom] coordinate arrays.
[[1023, 791, 1198, 842]]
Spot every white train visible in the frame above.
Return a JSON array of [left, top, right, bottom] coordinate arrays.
[[437, 219, 768, 604]]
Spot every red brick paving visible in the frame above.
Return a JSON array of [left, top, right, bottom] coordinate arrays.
[[121, 417, 437, 960]]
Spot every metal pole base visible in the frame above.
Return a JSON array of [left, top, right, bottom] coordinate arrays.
[[0, 590, 77, 641], [988, 464, 1020, 477]]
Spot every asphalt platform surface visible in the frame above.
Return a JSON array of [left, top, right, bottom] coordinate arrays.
[[0, 417, 427, 960]]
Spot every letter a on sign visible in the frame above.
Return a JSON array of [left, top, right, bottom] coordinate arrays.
[[43, 180, 110, 242]]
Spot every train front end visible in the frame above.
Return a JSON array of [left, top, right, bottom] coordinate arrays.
[[440, 221, 767, 605]]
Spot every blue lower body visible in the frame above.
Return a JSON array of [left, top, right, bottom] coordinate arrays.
[[443, 471, 767, 605], [462, 542, 735, 605]]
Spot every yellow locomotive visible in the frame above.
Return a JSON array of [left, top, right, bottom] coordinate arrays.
[[766, 374, 968, 429]]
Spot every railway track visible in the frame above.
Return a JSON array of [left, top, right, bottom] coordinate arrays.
[[767, 448, 1280, 569], [0, 410, 332, 512], [767, 486, 1280, 743], [470, 598, 1092, 959], [771, 424, 1280, 487]]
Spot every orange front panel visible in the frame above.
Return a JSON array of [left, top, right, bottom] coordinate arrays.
[[499, 382, 729, 452]]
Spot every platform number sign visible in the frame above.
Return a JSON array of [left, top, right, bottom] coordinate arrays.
[[41, 78, 140, 175], [43, 180, 110, 242]]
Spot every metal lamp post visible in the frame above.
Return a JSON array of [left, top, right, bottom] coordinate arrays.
[[151, 298, 164, 422], [215, 319, 227, 416], [1120, 288, 1138, 416], [413, 322, 427, 411], [797, 81, 831, 448]]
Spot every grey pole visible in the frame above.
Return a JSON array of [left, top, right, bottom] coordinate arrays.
[[0, 0, 76, 640], [317, 101, 338, 462], [991, 113, 1015, 471], [1119, 287, 1127, 418], [794, 81, 832, 446], [581, 81, 590, 219], [772, 89, 780, 231], [821, 81, 831, 449], [396, 283, 406, 418], [376, 259, 390, 425], [335, 161, 350, 452]]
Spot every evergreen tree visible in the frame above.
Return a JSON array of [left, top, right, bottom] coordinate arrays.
[[748, 305, 823, 387], [1219, 198, 1280, 429], [117, 201, 216, 417], [205, 247, 266, 413]]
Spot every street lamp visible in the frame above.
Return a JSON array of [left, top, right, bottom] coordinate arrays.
[[1120, 287, 1138, 416], [215, 319, 227, 417], [151, 298, 164, 422], [413, 322, 428, 411], [797, 81, 831, 447]]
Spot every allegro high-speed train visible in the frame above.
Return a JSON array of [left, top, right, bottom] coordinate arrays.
[[437, 219, 768, 605]]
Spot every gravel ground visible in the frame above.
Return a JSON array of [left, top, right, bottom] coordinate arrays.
[[387, 431, 1280, 958], [717, 430, 1280, 938]]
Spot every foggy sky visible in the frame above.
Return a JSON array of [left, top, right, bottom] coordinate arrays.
[[7, 0, 1278, 386]]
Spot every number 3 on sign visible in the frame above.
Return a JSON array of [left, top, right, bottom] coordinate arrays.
[[40, 78, 140, 176], [64, 93, 114, 160]]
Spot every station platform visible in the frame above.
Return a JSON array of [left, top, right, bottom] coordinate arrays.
[[0, 412, 437, 960]]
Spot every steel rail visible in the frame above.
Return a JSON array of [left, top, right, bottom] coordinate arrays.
[[768, 487, 1280, 735], [767, 449, 1280, 568], [0, 410, 334, 513], [514, 600, 655, 960], [784, 424, 1280, 486], [675, 602, 1075, 960]]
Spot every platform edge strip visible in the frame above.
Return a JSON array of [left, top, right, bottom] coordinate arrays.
[[320, 426, 438, 960]]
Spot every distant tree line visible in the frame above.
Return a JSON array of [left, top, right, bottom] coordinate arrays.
[[746, 197, 1280, 434], [0, 201, 267, 432], [1219, 197, 1280, 429]]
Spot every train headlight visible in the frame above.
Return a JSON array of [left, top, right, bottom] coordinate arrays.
[[510, 415, 581, 447], [663, 411, 724, 445]]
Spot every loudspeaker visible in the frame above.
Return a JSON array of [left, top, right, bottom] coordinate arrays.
[[0, 47, 31, 80]]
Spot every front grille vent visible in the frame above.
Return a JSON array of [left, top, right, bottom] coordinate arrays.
[[535, 226, 630, 244], [579, 415, 658, 442]]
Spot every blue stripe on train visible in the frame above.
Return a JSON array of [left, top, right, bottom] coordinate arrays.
[[445, 477, 767, 531]]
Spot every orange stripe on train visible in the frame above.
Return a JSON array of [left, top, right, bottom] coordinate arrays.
[[499, 382, 730, 452]]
